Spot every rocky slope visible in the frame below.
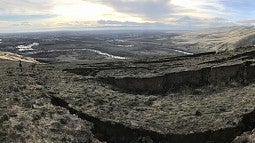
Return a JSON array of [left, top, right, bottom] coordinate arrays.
[[1, 46, 255, 142]]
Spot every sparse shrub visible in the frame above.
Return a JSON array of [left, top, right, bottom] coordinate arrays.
[[6, 67, 14, 76], [0, 114, 9, 123], [32, 112, 42, 121], [94, 99, 105, 106], [23, 101, 33, 109], [14, 123, 25, 132], [36, 73, 49, 85], [8, 83, 21, 92]]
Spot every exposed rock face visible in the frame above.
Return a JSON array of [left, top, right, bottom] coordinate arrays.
[[101, 62, 253, 94], [66, 47, 255, 95]]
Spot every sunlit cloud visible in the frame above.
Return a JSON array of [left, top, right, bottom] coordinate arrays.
[[95, 0, 172, 20], [170, 0, 225, 18], [0, 0, 54, 15], [53, 1, 112, 21], [0, 0, 254, 32], [237, 19, 255, 26]]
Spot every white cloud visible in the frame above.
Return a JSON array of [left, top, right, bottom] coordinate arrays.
[[170, 0, 226, 19], [0, 0, 246, 32], [237, 19, 255, 26], [54, 0, 144, 22], [0, 0, 54, 15], [95, 0, 172, 20]]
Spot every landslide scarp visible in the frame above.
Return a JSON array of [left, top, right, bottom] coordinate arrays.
[[65, 46, 255, 95], [2, 46, 255, 143], [56, 46, 255, 143]]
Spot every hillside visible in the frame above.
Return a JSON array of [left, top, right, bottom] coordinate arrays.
[[173, 26, 255, 53], [0, 51, 38, 63], [1, 46, 255, 143]]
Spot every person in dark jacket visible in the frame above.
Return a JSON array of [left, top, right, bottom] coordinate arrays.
[[19, 60, 23, 72]]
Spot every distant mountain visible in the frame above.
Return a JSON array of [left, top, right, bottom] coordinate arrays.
[[173, 26, 255, 52]]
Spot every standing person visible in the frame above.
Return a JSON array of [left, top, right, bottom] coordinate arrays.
[[19, 60, 23, 72]]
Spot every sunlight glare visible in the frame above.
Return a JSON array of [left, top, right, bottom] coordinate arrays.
[[54, 1, 112, 21]]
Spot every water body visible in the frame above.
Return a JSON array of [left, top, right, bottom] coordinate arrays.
[[85, 49, 127, 59], [44, 48, 127, 60], [16, 42, 39, 51], [172, 49, 194, 55]]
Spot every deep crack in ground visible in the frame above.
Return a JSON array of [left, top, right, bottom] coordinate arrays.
[[49, 93, 255, 143]]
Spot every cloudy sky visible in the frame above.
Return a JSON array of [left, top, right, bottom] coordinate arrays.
[[0, 0, 255, 32]]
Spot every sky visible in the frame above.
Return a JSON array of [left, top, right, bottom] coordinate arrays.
[[0, 0, 255, 33]]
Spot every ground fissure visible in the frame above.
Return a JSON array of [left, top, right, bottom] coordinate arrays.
[[2, 46, 255, 143], [48, 91, 255, 143]]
